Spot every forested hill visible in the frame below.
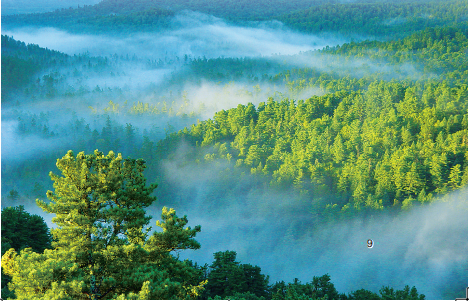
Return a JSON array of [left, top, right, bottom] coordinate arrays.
[[153, 26, 468, 216], [1, 35, 117, 101], [176, 27, 468, 89], [275, 0, 468, 39], [1, 0, 467, 298], [1, 0, 325, 33], [2, 0, 467, 37], [1, 35, 70, 99]]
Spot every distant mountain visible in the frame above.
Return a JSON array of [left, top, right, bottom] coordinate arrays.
[[274, 0, 468, 39], [2, 0, 329, 20], [3, 0, 467, 38], [1, 0, 101, 15], [1, 0, 330, 33]]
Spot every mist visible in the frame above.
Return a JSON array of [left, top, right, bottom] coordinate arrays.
[[152, 151, 468, 299], [2, 11, 342, 166], [3, 11, 344, 58]]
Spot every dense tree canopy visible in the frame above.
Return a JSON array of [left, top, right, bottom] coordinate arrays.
[[1, 205, 52, 255], [156, 77, 467, 214], [276, 0, 467, 39], [3, 0, 466, 36]]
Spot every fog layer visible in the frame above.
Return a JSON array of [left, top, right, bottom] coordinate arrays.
[[156, 153, 467, 299], [3, 11, 344, 58]]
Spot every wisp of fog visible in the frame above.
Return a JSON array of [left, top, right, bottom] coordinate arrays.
[[154, 152, 467, 300], [3, 11, 343, 58]]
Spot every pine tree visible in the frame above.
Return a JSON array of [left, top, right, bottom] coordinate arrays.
[[1, 206, 52, 299], [204, 251, 269, 299], [1, 205, 52, 255], [2, 150, 205, 300]]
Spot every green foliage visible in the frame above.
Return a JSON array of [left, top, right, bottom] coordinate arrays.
[[3, 26, 467, 219], [346, 285, 425, 300], [379, 285, 425, 300], [347, 288, 380, 300], [1, 2, 465, 300], [159, 77, 467, 214], [1, 206, 52, 299], [271, 274, 344, 300], [3, 0, 467, 37], [204, 251, 270, 299], [2, 150, 205, 300], [1, 205, 52, 255], [2, 0, 331, 32], [276, 0, 467, 38], [1, 35, 71, 101]]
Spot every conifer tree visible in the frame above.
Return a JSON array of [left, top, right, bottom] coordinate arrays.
[[2, 150, 205, 300]]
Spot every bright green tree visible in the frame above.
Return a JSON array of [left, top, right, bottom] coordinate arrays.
[[2, 150, 206, 300]]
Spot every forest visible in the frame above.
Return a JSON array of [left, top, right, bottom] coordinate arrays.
[[1, 0, 468, 299]]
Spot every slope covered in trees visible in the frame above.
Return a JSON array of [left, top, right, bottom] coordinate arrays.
[[1, 0, 325, 33], [1, 0, 467, 299], [153, 26, 468, 215], [3, 0, 466, 37], [5, 25, 466, 216], [275, 0, 467, 39], [1, 35, 71, 100]]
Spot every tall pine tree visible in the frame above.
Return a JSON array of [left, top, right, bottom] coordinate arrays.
[[2, 150, 206, 299]]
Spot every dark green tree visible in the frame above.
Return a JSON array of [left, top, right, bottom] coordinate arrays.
[[379, 285, 425, 300], [204, 250, 269, 299], [1, 205, 52, 255], [1, 206, 52, 299], [347, 288, 380, 300]]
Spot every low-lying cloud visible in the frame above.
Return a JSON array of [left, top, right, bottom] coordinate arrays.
[[3, 11, 345, 59], [154, 153, 467, 299]]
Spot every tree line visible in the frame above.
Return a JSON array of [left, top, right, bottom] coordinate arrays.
[[3, 0, 466, 36], [276, 0, 467, 39]]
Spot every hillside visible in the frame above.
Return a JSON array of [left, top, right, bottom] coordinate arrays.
[[1, 0, 325, 33], [275, 0, 468, 39], [3, 0, 467, 37]]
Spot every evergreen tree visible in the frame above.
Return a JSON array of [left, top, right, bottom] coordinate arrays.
[[2, 150, 205, 299], [1, 205, 52, 255], [204, 250, 269, 299], [1, 206, 52, 299]]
